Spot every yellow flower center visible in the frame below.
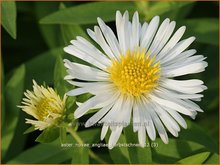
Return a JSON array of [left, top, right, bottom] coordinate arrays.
[[36, 98, 62, 121], [108, 49, 160, 97]]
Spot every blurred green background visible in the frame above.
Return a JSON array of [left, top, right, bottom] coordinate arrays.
[[1, 1, 219, 164]]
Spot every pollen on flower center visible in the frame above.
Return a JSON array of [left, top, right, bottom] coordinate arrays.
[[108, 49, 160, 97], [36, 98, 61, 121]]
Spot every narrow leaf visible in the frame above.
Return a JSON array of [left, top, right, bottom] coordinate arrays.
[[2, 65, 25, 159], [23, 126, 35, 134], [36, 127, 60, 143], [7, 129, 100, 164], [176, 152, 210, 164], [40, 2, 136, 25], [105, 132, 130, 164], [1, 1, 17, 39], [124, 124, 152, 163], [71, 147, 89, 164], [182, 19, 218, 45]]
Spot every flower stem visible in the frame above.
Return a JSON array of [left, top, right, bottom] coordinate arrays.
[[67, 127, 107, 164]]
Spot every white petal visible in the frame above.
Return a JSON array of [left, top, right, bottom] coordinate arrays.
[[94, 26, 116, 59], [85, 104, 112, 127], [64, 45, 106, 70], [161, 79, 207, 94], [153, 103, 180, 137], [87, 28, 97, 42], [155, 87, 203, 100], [140, 22, 148, 44], [64, 59, 109, 81], [138, 124, 146, 147], [67, 80, 116, 96], [146, 101, 169, 144], [160, 37, 196, 64], [117, 11, 130, 54], [133, 101, 140, 132], [71, 36, 111, 66], [97, 17, 121, 57], [131, 11, 139, 51], [162, 49, 197, 67], [74, 95, 113, 118], [67, 88, 87, 96], [157, 26, 186, 61], [165, 108, 187, 129], [113, 96, 133, 127], [163, 61, 208, 77], [99, 94, 124, 123], [153, 21, 176, 56], [138, 99, 156, 141], [140, 16, 160, 51], [101, 125, 109, 140], [149, 94, 194, 116], [108, 126, 123, 149], [148, 18, 170, 56]]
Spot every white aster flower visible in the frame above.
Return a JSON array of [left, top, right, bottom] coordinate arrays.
[[63, 11, 207, 149], [19, 80, 67, 130]]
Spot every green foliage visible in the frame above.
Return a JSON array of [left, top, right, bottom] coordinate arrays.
[[34, 2, 61, 48], [2, 1, 219, 164], [7, 129, 100, 164], [40, 2, 136, 25], [23, 126, 35, 134], [179, 120, 218, 153], [138, 1, 193, 20], [124, 124, 152, 163], [1, 1, 17, 39], [24, 47, 63, 89], [183, 19, 218, 45], [59, 127, 67, 144], [2, 65, 25, 159], [177, 152, 210, 164], [36, 127, 60, 143], [59, 2, 89, 45], [71, 147, 89, 164], [105, 133, 130, 164], [204, 153, 219, 164], [152, 139, 207, 163], [54, 55, 70, 96]]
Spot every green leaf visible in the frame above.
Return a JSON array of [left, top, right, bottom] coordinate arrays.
[[105, 133, 130, 164], [1, 1, 17, 39], [71, 147, 89, 164], [36, 127, 60, 143], [124, 124, 152, 163], [25, 47, 63, 88], [7, 136, 73, 164], [23, 126, 35, 134], [179, 119, 218, 154], [1, 63, 5, 128], [60, 127, 67, 144], [137, 1, 193, 20], [59, 2, 89, 46], [34, 2, 61, 48], [182, 19, 218, 45], [54, 55, 72, 96], [40, 2, 136, 25], [2, 65, 25, 159], [204, 153, 219, 164], [7, 129, 100, 164], [60, 23, 88, 45], [152, 139, 207, 163], [176, 152, 210, 164]]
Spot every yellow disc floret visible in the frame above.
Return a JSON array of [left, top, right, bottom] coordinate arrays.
[[108, 49, 160, 97], [36, 98, 62, 121]]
